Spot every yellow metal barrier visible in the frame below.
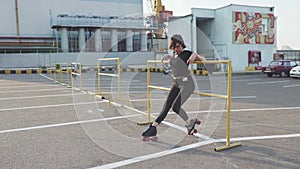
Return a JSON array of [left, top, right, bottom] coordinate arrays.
[[53, 63, 61, 81], [97, 58, 120, 104], [141, 60, 241, 151], [53, 63, 72, 87], [71, 62, 82, 90]]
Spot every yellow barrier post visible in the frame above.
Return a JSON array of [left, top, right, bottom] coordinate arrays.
[[54, 63, 72, 87], [141, 60, 241, 151], [71, 62, 82, 90], [59, 63, 63, 83], [54, 63, 60, 81], [67, 64, 72, 87], [50, 64, 53, 78], [214, 60, 242, 151], [136, 60, 161, 125], [97, 58, 121, 104], [55, 63, 65, 84]]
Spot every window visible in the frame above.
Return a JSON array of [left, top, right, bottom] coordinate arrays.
[[261, 18, 270, 35], [284, 62, 290, 66], [270, 61, 280, 66], [291, 61, 297, 67]]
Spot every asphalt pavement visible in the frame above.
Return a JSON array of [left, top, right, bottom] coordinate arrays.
[[0, 72, 299, 169]]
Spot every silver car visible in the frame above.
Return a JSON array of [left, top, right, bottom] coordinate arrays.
[[290, 65, 300, 78]]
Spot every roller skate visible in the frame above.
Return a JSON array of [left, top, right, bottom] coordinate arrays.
[[141, 124, 158, 141], [185, 118, 201, 135]]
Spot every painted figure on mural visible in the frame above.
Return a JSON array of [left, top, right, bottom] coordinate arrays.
[[232, 11, 274, 44]]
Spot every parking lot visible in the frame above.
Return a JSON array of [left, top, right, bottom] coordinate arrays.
[[0, 72, 299, 169]]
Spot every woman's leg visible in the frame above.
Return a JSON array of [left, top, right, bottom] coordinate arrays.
[[172, 77, 195, 123], [154, 85, 180, 125]]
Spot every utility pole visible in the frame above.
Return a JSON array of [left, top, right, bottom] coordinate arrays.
[[15, 0, 20, 41]]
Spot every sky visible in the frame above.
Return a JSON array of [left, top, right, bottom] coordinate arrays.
[[143, 0, 300, 50]]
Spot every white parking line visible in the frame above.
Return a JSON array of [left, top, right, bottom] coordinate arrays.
[[231, 96, 257, 99], [219, 133, 300, 142], [232, 78, 262, 82], [1, 105, 299, 133], [0, 101, 104, 112], [0, 88, 69, 94], [1, 100, 299, 169], [247, 80, 290, 85], [39, 74, 53, 81], [130, 95, 256, 102], [90, 133, 300, 169], [0, 82, 53, 86], [0, 93, 81, 100], [0, 114, 140, 134], [219, 78, 262, 83], [282, 84, 300, 88], [2, 73, 298, 168], [231, 106, 300, 112], [150, 106, 300, 115], [90, 140, 214, 169], [0, 84, 57, 89]]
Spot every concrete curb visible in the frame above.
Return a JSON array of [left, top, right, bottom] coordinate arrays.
[[0, 68, 262, 75], [0, 68, 206, 75], [0, 69, 52, 74]]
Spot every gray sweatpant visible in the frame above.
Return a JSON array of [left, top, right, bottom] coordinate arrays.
[[155, 75, 195, 124]]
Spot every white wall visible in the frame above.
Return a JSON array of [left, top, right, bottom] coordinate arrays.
[[229, 5, 276, 71], [168, 15, 193, 50], [0, 52, 155, 69]]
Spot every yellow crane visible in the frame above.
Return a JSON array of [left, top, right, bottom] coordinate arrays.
[[153, 0, 163, 15], [148, 0, 165, 38]]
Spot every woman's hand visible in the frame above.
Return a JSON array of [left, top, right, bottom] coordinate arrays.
[[161, 54, 173, 62], [187, 53, 206, 64]]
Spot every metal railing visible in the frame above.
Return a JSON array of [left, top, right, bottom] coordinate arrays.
[[51, 15, 153, 29], [97, 58, 120, 104], [71, 62, 82, 91], [53, 63, 72, 87], [140, 60, 241, 151]]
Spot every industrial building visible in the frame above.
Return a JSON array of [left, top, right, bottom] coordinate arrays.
[[167, 4, 277, 71], [275, 50, 300, 62], [0, 0, 149, 53], [0, 1, 279, 72]]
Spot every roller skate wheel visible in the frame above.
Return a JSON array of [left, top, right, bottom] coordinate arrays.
[[142, 136, 158, 142], [193, 129, 198, 133], [151, 136, 158, 142], [142, 137, 150, 141], [196, 120, 201, 125]]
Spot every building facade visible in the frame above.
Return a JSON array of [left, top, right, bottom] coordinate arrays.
[[0, 2, 279, 72], [275, 50, 300, 63], [0, 0, 150, 53], [168, 4, 277, 72]]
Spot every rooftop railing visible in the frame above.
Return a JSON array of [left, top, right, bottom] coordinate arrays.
[[50, 14, 156, 30]]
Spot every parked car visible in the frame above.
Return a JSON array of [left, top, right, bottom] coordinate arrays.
[[262, 60, 298, 77], [289, 65, 300, 78]]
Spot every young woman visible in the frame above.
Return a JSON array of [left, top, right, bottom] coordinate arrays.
[[142, 34, 205, 141]]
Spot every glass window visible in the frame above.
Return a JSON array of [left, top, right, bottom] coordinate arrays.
[[261, 18, 270, 35], [270, 61, 280, 66], [291, 61, 297, 67], [284, 62, 290, 66]]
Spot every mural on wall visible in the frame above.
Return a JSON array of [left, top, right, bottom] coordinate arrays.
[[232, 12, 274, 44]]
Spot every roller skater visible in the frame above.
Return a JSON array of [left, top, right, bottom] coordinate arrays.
[[141, 34, 205, 140]]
